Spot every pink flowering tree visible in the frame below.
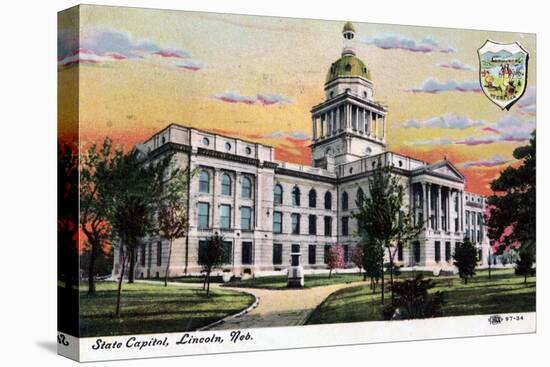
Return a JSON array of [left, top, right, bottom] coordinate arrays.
[[326, 244, 345, 278]]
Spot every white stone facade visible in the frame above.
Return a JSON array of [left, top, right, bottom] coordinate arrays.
[[112, 23, 491, 279]]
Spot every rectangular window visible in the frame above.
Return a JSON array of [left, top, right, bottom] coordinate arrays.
[[222, 241, 233, 264], [344, 245, 349, 263], [308, 215, 317, 235], [198, 240, 207, 265], [241, 206, 252, 230], [471, 229, 475, 242], [157, 241, 162, 266], [397, 242, 403, 262], [291, 213, 300, 235], [477, 230, 481, 243], [342, 216, 349, 236], [273, 244, 283, 265], [434, 241, 441, 263], [308, 245, 316, 265], [242, 242, 253, 265], [273, 211, 283, 234], [147, 243, 152, 268], [140, 244, 146, 266], [198, 202, 210, 229], [324, 216, 332, 236], [465, 211, 470, 226], [445, 241, 451, 262], [413, 241, 421, 263], [220, 204, 231, 229]]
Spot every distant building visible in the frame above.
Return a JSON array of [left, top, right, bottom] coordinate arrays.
[[113, 22, 491, 279]]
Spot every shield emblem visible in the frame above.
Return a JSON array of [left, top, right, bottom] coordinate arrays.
[[478, 40, 529, 110]]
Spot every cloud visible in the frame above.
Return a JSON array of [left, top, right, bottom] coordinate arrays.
[[412, 138, 454, 146], [58, 27, 200, 69], [174, 59, 203, 71], [407, 79, 481, 93], [365, 35, 456, 53], [402, 113, 485, 129], [516, 87, 536, 115], [436, 59, 474, 71], [213, 91, 292, 106], [262, 131, 309, 140], [460, 155, 510, 168], [411, 115, 535, 146]]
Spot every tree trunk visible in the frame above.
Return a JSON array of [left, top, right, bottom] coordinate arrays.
[[488, 255, 491, 279], [115, 248, 127, 318], [388, 247, 395, 303], [203, 269, 207, 290], [206, 270, 211, 295], [164, 239, 173, 287], [524, 274, 527, 284], [381, 267, 385, 305], [87, 239, 98, 294], [127, 246, 136, 284]]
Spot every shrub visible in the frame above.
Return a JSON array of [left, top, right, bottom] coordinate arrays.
[[383, 275, 445, 320]]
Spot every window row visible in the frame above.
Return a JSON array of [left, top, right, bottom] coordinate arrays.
[[273, 184, 333, 209], [272, 212, 333, 236], [272, 244, 351, 265], [341, 188, 365, 211], [197, 202, 253, 230], [199, 170, 253, 198], [138, 241, 163, 267]]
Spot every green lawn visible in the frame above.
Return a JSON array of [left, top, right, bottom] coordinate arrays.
[[306, 269, 536, 325], [79, 282, 255, 337]]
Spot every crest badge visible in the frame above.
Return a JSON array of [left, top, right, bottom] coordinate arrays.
[[478, 40, 529, 110]]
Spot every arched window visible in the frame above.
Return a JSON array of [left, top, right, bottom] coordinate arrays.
[[199, 170, 210, 193], [356, 187, 365, 207], [342, 191, 349, 210], [324, 191, 332, 210], [241, 176, 252, 199], [274, 184, 283, 205], [308, 189, 317, 208], [221, 173, 232, 196], [292, 186, 301, 206]]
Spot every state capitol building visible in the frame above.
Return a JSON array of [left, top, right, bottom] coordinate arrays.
[[113, 22, 491, 279]]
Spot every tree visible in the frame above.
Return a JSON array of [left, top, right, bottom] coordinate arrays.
[[361, 235, 384, 293], [353, 166, 424, 304], [383, 275, 445, 320], [158, 158, 195, 287], [201, 234, 226, 295], [453, 238, 477, 284], [487, 131, 535, 257], [326, 244, 345, 278], [351, 245, 364, 275], [515, 248, 535, 284], [103, 150, 168, 316], [80, 138, 119, 294]]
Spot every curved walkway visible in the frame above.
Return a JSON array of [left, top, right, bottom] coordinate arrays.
[[139, 279, 364, 330], [208, 282, 361, 330]]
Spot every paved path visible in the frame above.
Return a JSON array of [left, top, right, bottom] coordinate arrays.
[[208, 282, 361, 330], [139, 279, 364, 330]]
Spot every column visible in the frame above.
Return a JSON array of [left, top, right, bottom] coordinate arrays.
[[331, 110, 335, 133], [366, 110, 371, 136], [382, 115, 386, 141], [422, 182, 429, 229], [460, 191, 464, 232], [372, 113, 377, 139], [426, 183, 431, 230], [362, 109, 366, 134], [336, 107, 340, 131], [312, 117, 317, 140], [436, 185, 443, 231], [347, 104, 351, 129], [446, 188, 451, 232], [355, 106, 359, 131], [234, 172, 240, 230]]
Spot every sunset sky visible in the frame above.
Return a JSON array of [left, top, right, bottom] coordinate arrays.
[[58, 5, 536, 195]]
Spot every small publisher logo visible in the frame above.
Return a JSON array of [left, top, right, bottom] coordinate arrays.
[[58, 333, 69, 346], [488, 315, 503, 325]]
